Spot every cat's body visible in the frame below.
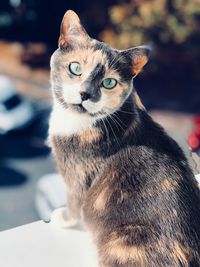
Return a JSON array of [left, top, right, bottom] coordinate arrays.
[[49, 11, 200, 267]]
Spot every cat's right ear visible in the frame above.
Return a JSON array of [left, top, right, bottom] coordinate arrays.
[[59, 10, 89, 48], [121, 46, 150, 77]]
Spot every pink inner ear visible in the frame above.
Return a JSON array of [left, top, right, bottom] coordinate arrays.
[[59, 10, 88, 48], [132, 55, 148, 76], [59, 11, 80, 47]]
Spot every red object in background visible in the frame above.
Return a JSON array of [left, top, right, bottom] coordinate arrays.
[[188, 116, 200, 152]]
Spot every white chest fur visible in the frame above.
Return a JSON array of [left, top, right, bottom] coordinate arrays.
[[49, 102, 95, 137]]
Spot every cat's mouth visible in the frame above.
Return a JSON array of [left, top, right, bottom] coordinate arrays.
[[71, 103, 87, 113]]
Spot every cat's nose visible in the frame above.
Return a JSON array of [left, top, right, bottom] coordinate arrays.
[[80, 92, 90, 101]]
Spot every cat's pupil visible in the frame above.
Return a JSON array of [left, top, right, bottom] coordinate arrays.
[[102, 78, 117, 89]]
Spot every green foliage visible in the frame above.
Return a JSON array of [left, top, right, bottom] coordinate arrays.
[[101, 0, 200, 48]]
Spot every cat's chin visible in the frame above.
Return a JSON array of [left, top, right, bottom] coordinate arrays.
[[67, 102, 107, 118]]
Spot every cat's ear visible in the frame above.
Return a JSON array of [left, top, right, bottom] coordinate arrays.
[[122, 46, 150, 76], [59, 10, 89, 48]]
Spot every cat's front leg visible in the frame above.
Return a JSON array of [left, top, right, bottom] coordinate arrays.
[[51, 191, 81, 228], [51, 207, 78, 228]]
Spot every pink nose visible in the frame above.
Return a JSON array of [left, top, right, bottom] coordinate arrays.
[[79, 88, 86, 93]]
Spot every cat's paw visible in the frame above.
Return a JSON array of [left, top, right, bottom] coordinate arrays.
[[50, 207, 78, 228]]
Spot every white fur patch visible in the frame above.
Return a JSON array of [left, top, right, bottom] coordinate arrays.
[[62, 82, 82, 104], [49, 102, 95, 137], [82, 94, 107, 114]]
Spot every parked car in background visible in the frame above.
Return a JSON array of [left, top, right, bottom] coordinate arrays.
[[0, 75, 34, 134], [188, 116, 200, 155]]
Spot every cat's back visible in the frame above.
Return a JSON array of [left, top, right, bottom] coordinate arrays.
[[122, 109, 200, 202], [113, 109, 200, 234]]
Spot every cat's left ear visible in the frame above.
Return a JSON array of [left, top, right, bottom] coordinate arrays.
[[121, 46, 150, 76], [59, 10, 89, 48]]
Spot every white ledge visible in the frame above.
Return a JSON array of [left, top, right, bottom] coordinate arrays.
[[0, 221, 98, 267], [1, 175, 199, 267]]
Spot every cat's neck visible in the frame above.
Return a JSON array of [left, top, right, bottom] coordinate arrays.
[[49, 102, 96, 137], [95, 94, 139, 144], [49, 94, 138, 141]]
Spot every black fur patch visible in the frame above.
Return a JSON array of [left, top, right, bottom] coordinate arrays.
[[85, 175, 92, 190], [84, 63, 105, 102], [92, 41, 133, 82]]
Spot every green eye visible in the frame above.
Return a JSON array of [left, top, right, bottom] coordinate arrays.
[[69, 62, 82, 76], [102, 78, 117, 89]]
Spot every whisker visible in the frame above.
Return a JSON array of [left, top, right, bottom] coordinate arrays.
[[105, 116, 121, 148], [109, 114, 125, 131], [101, 118, 110, 149], [112, 113, 127, 127], [109, 52, 126, 70], [118, 110, 135, 115]]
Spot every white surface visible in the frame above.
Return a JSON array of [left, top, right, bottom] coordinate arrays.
[[0, 221, 98, 267], [1, 175, 199, 267]]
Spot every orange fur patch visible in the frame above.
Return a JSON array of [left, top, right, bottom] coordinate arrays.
[[160, 179, 178, 192], [173, 241, 190, 267], [79, 128, 101, 144], [132, 55, 148, 76], [103, 232, 147, 265], [93, 187, 110, 211]]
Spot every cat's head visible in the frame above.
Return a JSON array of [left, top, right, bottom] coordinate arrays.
[[51, 10, 149, 117]]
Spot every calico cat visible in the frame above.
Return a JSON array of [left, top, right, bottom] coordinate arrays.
[[49, 10, 200, 267]]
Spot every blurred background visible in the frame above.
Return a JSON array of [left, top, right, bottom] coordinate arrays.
[[0, 0, 200, 231]]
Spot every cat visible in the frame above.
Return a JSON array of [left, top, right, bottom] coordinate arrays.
[[49, 10, 200, 267]]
